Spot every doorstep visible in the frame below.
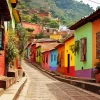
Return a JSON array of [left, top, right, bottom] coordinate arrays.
[[0, 77, 27, 100]]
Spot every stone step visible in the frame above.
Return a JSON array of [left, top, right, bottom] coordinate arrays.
[[0, 88, 4, 96], [54, 76, 100, 95], [0, 77, 15, 89]]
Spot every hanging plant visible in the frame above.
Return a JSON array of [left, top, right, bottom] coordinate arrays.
[[5, 29, 19, 66], [74, 40, 79, 54], [69, 40, 79, 54], [69, 44, 75, 53]]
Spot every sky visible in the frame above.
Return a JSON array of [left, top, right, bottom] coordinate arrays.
[[76, 0, 100, 10]]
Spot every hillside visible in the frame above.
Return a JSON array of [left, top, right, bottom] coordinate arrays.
[[17, 0, 94, 26]]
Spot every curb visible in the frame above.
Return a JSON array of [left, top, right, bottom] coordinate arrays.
[[0, 77, 27, 100]]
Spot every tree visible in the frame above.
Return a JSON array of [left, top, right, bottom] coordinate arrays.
[[16, 24, 32, 66], [31, 14, 41, 24], [41, 16, 51, 26], [6, 29, 19, 66], [48, 20, 59, 28]]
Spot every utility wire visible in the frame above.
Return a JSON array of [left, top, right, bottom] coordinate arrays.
[[88, 0, 100, 4]]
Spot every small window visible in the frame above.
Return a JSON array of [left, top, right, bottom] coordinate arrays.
[[0, 29, 4, 50], [46, 55, 48, 63], [54, 55, 56, 61], [37, 51, 38, 57], [47, 29, 49, 32], [51, 54, 53, 62]]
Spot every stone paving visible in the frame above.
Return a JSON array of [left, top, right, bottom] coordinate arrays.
[[17, 61, 100, 100]]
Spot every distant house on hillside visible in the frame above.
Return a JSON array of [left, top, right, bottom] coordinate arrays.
[[22, 22, 42, 35]]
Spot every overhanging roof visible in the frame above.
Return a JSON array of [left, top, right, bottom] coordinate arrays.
[[12, 9, 21, 23], [69, 9, 100, 30], [0, 0, 11, 21], [9, 0, 18, 8]]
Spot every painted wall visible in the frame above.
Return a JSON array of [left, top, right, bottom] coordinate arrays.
[[92, 19, 100, 67], [56, 45, 66, 74], [42, 51, 50, 70], [75, 23, 92, 78], [64, 37, 75, 76], [30, 44, 36, 63], [22, 22, 42, 35], [36, 47, 42, 64], [50, 34, 61, 40], [50, 49, 57, 71], [0, 51, 5, 76]]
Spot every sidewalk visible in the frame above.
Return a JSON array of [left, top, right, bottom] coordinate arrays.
[[0, 77, 27, 100]]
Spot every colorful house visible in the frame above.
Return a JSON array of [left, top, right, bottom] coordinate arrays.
[[64, 35, 75, 76], [56, 44, 65, 74], [0, 0, 11, 76], [49, 48, 58, 71], [69, 9, 100, 78], [0, 0, 21, 75], [42, 51, 50, 70], [22, 22, 42, 35], [30, 43, 36, 63], [50, 33, 62, 40], [36, 46, 41, 64]]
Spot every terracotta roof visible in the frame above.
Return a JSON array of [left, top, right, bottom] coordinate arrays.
[[55, 43, 64, 49], [34, 38, 58, 43], [36, 43, 59, 53], [69, 9, 100, 30], [63, 34, 74, 43]]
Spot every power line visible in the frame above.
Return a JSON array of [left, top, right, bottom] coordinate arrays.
[[88, 0, 100, 4]]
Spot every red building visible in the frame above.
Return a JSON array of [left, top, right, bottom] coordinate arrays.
[[0, 0, 11, 76], [42, 51, 50, 70], [30, 43, 36, 63]]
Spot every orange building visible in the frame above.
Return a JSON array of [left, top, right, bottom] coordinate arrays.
[[55, 44, 66, 74], [22, 22, 42, 35]]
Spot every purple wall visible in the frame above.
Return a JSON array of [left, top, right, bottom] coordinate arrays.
[[75, 68, 93, 78]]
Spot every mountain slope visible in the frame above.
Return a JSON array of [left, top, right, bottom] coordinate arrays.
[[18, 0, 94, 26]]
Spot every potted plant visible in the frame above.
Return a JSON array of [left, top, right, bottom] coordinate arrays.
[[94, 62, 100, 83]]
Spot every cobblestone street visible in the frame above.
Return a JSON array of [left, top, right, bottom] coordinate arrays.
[[17, 61, 100, 100]]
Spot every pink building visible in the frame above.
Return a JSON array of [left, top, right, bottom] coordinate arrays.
[[42, 51, 50, 70]]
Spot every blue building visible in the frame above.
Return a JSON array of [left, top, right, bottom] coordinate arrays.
[[50, 49, 58, 71]]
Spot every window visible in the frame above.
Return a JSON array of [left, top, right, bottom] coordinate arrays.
[[51, 54, 53, 62], [37, 51, 38, 57], [46, 55, 48, 63], [96, 32, 100, 59], [0, 29, 4, 50], [80, 38, 87, 61], [54, 55, 56, 61]]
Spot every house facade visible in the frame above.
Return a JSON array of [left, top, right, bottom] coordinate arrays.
[[69, 9, 100, 78], [49, 49, 58, 71], [30, 44, 36, 63], [42, 51, 50, 70], [36, 46, 41, 64], [64, 36, 75, 76], [56, 44, 65, 74]]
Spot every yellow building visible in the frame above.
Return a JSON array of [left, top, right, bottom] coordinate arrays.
[[50, 34, 62, 40], [64, 35, 75, 76]]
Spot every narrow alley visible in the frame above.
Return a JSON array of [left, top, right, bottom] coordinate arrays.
[[17, 61, 100, 100]]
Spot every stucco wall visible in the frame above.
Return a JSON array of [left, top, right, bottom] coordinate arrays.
[[64, 37, 75, 76], [92, 19, 100, 67], [75, 23, 92, 78], [50, 49, 57, 71]]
